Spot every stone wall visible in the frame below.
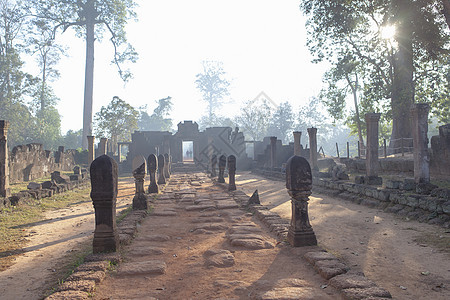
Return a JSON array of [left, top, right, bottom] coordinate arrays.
[[430, 124, 450, 176], [9, 143, 77, 183], [340, 157, 414, 174]]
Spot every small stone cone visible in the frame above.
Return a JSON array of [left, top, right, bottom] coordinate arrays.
[[248, 190, 260, 205]]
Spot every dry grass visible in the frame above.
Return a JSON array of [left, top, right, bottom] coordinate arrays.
[[0, 185, 91, 271]]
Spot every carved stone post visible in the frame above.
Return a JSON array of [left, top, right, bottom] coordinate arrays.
[[87, 136, 95, 165], [293, 131, 302, 156], [132, 163, 148, 210], [307, 128, 318, 171], [117, 143, 122, 163], [0, 121, 10, 198], [99, 138, 108, 155], [168, 154, 172, 174], [270, 137, 277, 168], [286, 155, 317, 247], [411, 104, 430, 183], [365, 113, 382, 184], [90, 155, 119, 253], [164, 153, 170, 179], [147, 154, 158, 193], [227, 155, 236, 191], [218, 155, 226, 183], [211, 154, 217, 177], [157, 154, 166, 184]]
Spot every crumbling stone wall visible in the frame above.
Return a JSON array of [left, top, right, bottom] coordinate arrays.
[[9, 143, 77, 183], [430, 124, 450, 176]]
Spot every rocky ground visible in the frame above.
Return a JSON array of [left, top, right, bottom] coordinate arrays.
[[93, 173, 340, 300], [0, 170, 448, 300]]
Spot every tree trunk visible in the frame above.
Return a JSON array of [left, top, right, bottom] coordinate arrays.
[[390, 0, 414, 154], [443, 0, 450, 30], [346, 73, 364, 147], [82, 1, 95, 149]]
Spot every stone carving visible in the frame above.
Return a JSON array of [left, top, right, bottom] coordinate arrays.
[[157, 154, 166, 184], [218, 155, 226, 183], [132, 163, 148, 210], [211, 154, 217, 177], [163, 153, 170, 179], [411, 104, 430, 183], [147, 154, 158, 194], [248, 190, 260, 205], [90, 155, 119, 253], [286, 155, 317, 247], [132, 155, 147, 174], [227, 155, 236, 191]]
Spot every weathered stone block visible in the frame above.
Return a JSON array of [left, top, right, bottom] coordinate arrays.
[[401, 179, 416, 191], [385, 180, 401, 189], [416, 182, 438, 195], [364, 176, 382, 186]]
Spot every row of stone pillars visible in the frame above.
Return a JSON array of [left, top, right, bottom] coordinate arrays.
[[91, 152, 172, 253], [270, 128, 319, 171], [210, 154, 236, 191], [364, 104, 430, 184]]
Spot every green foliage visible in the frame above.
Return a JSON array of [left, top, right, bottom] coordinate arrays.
[[138, 96, 173, 131], [195, 60, 230, 126], [267, 102, 295, 144], [300, 0, 450, 140], [235, 99, 272, 141], [94, 96, 138, 144], [62, 129, 83, 150]]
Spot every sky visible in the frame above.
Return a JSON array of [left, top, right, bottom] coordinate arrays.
[[50, 0, 328, 133]]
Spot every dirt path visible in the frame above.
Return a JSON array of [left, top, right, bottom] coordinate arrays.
[[0, 176, 135, 300], [93, 173, 340, 300], [235, 172, 450, 300]]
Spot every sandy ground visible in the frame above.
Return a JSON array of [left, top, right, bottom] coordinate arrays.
[[0, 171, 448, 300], [0, 176, 135, 300], [93, 173, 340, 300], [235, 172, 450, 300]]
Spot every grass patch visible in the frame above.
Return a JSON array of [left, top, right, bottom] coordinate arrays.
[[117, 205, 132, 223], [0, 185, 91, 271]]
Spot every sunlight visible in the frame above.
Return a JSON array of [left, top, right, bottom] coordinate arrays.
[[380, 25, 396, 41]]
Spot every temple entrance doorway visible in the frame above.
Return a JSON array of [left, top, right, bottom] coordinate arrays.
[[182, 141, 194, 162]]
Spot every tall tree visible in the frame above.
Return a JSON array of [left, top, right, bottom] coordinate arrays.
[[0, 0, 37, 147], [138, 96, 173, 131], [94, 95, 138, 152], [300, 0, 449, 152], [267, 101, 295, 144], [235, 99, 272, 141], [28, 0, 138, 149], [195, 60, 230, 127]]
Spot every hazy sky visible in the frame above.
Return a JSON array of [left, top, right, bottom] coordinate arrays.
[[50, 0, 328, 133]]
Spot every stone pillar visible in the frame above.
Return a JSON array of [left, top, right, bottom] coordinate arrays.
[[365, 113, 382, 184], [293, 131, 302, 156], [411, 104, 430, 183], [286, 155, 317, 247], [132, 155, 147, 173], [211, 155, 217, 177], [90, 155, 119, 253], [168, 154, 172, 174], [307, 128, 318, 171], [227, 155, 236, 191], [117, 144, 122, 163], [147, 154, 158, 193], [270, 136, 277, 168], [0, 121, 10, 198], [132, 163, 148, 210], [99, 138, 108, 155], [164, 153, 170, 179], [218, 155, 226, 183], [157, 154, 166, 184], [87, 136, 95, 166]]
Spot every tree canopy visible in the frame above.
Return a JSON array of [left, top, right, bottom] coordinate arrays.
[[195, 60, 230, 127], [300, 0, 449, 149], [27, 0, 138, 148]]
